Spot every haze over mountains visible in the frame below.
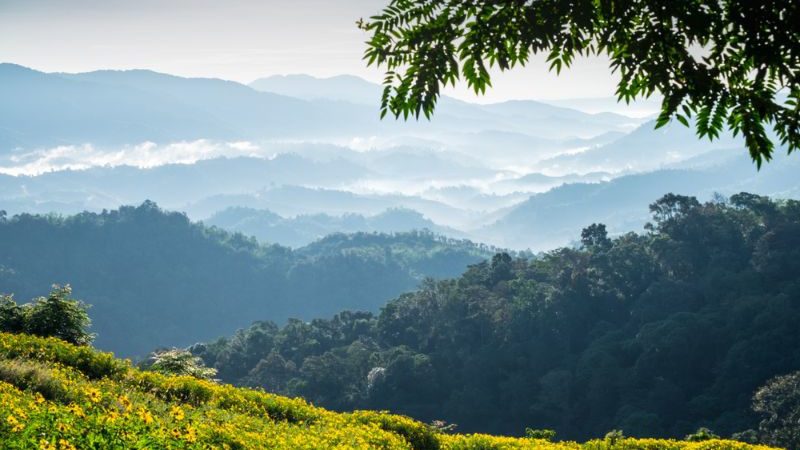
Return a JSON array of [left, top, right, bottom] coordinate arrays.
[[1, 63, 796, 251]]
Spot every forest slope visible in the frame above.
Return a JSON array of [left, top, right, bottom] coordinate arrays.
[[0, 203, 494, 356], [194, 193, 800, 440]]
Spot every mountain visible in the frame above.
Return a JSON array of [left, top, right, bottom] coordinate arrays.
[[0, 154, 372, 217], [483, 150, 800, 250], [0, 64, 387, 150], [538, 119, 743, 174], [0, 203, 493, 356], [0, 64, 640, 154], [206, 207, 464, 248], [183, 185, 479, 227], [250, 74, 382, 105]]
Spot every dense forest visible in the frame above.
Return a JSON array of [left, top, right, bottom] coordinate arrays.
[[191, 193, 800, 441], [0, 202, 495, 356]]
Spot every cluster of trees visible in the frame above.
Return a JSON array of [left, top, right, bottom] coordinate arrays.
[[192, 193, 800, 442], [0, 201, 493, 356], [0, 285, 93, 346]]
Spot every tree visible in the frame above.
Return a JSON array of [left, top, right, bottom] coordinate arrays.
[[752, 370, 800, 449], [145, 348, 218, 381], [581, 224, 611, 251], [361, 0, 799, 166], [22, 285, 94, 346], [0, 295, 24, 333]]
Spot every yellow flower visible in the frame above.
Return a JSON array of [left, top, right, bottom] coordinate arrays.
[[119, 395, 132, 410], [56, 422, 71, 433], [34, 393, 46, 405], [171, 428, 183, 439], [170, 405, 185, 421], [67, 404, 85, 418], [106, 410, 120, 423], [13, 407, 27, 420], [185, 425, 198, 443], [137, 407, 154, 424], [58, 439, 76, 450], [6, 414, 24, 432], [39, 439, 57, 450], [86, 388, 102, 403]]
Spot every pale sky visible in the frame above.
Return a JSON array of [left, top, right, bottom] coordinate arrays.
[[0, 0, 624, 102]]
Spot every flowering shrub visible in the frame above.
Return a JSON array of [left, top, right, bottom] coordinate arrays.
[[0, 333, 782, 449]]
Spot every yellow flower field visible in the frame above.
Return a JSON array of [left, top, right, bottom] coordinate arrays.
[[0, 333, 781, 450]]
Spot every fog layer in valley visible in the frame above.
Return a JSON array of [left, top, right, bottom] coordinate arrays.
[[2, 63, 796, 250]]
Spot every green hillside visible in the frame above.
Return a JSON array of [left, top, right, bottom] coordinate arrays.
[[0, 332, 777, 450], [0, 202, 493, 356], [192, 193, 800, 441]]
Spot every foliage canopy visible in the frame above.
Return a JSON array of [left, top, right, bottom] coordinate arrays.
[[0, 285, 93, 346], [362, 0, 800, 166], [752, 370, 800, 449], [194, 192, 800, 440]]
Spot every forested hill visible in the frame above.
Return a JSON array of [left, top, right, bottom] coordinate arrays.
[[0, 202, 494, 356], [192, 193, 800, 441]]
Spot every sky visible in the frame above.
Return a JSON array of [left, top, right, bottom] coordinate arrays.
[[0, 0, 629, 103]]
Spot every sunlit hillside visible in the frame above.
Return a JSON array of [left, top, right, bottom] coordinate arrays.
[[0, 332, 779, 450]]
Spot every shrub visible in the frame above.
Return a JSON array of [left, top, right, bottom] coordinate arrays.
[[144, 348, 217, 380], [1, 285, 94, 346], [526, 428, 557, 441], [685, 428, 719, 442]]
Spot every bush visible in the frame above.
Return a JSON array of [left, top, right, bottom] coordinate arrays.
[[1, 285, 94, 346], [526, 428, 557, 441], [144, 348, 217, 380]]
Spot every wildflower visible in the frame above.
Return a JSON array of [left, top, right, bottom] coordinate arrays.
[[171, 428, 183, 439], [58, 439, 77, 450], [137, 407, 154, 424], [6, 414, 24, 432], [86, 388, 102, 403], [39, 439, 57, 450], [106, 410, 119, 423], [67, 404, 85, 418], [56, 422, 71, 433], [170, 405, 185, 421], [13, 407, 27, 420], [185, 425, 198, 443], [119, 395, 131, 410], [34, 393, 46, 405]]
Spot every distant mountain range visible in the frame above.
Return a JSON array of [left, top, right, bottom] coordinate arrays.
[[0, 63, 641, 152], [480, 150, 800, 249], [0, 63, 795, 253], [206, 207, 464, 248]]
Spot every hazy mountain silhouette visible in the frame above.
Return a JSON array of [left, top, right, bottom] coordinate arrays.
[[206, 207, 464, 248], [482, 150, 800, 250], [0, 64, 639, 152]]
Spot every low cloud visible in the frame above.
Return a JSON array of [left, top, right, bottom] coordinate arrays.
[[0, 140, 268, 176]]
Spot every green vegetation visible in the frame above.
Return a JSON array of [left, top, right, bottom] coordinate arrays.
[[750, 370, 800, 449], [0, 201, 494, 356], [0, 332, 780, 449], [192, 193, 800, 440], [361, 1, 799, 165], [0, 285, 93, 346], [141, 348, 218, 381]]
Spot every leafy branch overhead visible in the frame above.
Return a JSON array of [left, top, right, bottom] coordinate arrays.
[[361, 0, 800, 166]]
